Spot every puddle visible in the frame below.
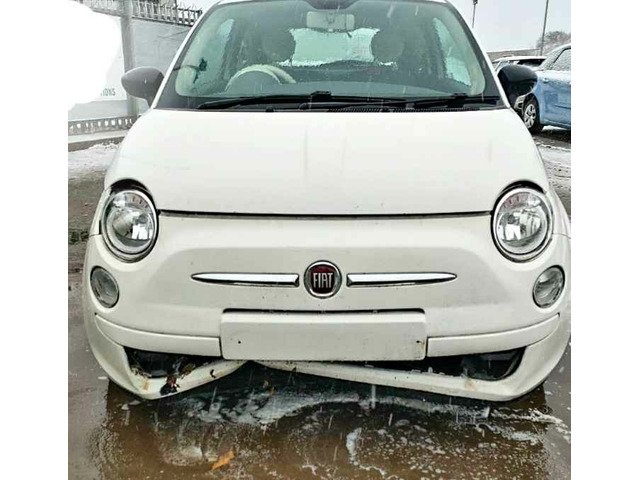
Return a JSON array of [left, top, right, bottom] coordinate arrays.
[[87, 363, 570, 479]]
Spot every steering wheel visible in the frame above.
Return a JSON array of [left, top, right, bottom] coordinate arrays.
[[225, 65, 296, 93]]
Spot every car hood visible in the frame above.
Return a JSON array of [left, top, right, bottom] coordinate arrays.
[[106, 108, 549, 215]]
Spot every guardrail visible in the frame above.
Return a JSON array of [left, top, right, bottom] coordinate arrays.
[[68, 116, 138, 136], [74, 0, 202, 26]]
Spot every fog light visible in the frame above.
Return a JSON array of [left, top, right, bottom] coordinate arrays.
[[90, 267, 119, 308], [533, 267, 564, 308]]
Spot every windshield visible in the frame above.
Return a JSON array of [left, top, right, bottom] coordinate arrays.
[[157, 0, 501, 109]]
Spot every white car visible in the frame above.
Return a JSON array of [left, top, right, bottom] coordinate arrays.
[[83, 0, 570, 401]]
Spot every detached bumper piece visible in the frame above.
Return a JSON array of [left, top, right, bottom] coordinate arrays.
[[355, 348, 524, 382], [259, 311, 570, 402], [123, 347, 521, 398]]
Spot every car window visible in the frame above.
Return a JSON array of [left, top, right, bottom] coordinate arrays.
[[174, 18, 235, 96], [550, 49, 571, 72], [158, 0, 500, 109], [433, 17, 471, 86]]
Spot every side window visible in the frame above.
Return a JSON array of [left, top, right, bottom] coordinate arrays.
[[176, 18, 235, 95], [551, 48, 571, 72], [433, 18, 471, 86]]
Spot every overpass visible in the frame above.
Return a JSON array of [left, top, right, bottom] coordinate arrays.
[[73, 0, 202, 26]]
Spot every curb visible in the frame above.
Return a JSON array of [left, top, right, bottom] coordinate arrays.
[[68, 132, 127, 152]]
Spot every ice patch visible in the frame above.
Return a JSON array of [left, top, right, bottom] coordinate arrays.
[[345, 427, 387, 477], [301, 463, 319, 476], [196, 390, 361, 425], [190, 389, 491, 427], [345, 427, 361, 461], [161, 444, 204, 467], [491, 408, 571, 444]]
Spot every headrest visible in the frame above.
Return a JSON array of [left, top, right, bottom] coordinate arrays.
[[262, 30, 296, 63], [371, 29, 405, 63]]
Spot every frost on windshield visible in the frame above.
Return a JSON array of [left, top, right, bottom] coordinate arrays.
[[285, 28, 377, 66]]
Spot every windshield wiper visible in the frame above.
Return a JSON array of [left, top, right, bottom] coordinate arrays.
[[196, 91, 381, 110], [195, 92, 502, 111], [410, 94, 502, 108], [325, 94, 503, 111], [296, 93, 502, 110]]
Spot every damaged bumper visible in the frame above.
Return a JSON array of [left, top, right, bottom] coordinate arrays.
[[82, 210, 570, 401], [83, 287, 569, 401]]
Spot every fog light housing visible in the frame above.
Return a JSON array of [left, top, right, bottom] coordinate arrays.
[[90, 267, 119, 308], [533, 267, 564, 308]]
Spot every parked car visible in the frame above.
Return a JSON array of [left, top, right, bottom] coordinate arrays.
[[519, 44, 571, 132], [84, 0, 571, 402], [492, 55, 546, 70]]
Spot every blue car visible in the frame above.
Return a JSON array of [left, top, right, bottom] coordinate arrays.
[[520, 44, 571, 132]]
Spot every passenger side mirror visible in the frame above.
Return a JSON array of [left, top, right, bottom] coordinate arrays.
[[121, 67, 164, 106], [497, 64, 537, 108]]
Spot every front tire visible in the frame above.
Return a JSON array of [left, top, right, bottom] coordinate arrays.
[[522, 97, 543, 133]]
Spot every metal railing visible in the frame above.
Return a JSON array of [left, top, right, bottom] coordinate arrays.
[[74, 0, 202, 26], [68, 116, 138, 136]]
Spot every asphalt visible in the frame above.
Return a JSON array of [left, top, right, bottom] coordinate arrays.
[[68, 128, 571, 479]]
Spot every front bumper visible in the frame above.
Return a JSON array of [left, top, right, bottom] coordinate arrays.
[[83, 207, 570, 401]]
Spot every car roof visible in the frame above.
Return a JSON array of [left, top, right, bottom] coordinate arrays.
[[494, 56, 546, 62], [548, 43, 571, 54]]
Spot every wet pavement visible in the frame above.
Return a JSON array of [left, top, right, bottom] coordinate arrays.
[[69, 129, 571, 479]]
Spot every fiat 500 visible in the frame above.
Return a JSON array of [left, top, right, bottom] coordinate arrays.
[[83, 0, 571, 401]]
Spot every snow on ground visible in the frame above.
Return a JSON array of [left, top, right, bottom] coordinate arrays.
[[68, 143, 117, 182], [536, 141, 572, 215]]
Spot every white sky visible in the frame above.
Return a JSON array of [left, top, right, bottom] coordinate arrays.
[[182, 0, 570, 52]]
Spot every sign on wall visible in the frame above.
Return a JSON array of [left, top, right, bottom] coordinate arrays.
[[95, 47, 127, 102]]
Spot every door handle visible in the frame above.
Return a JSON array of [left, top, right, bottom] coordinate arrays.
[[541, 78, 550, 83]]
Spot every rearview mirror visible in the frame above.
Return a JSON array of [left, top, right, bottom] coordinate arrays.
[[306, 11, 355, 31], [121, 67, 164, 106], [497, 64, 537, 108]]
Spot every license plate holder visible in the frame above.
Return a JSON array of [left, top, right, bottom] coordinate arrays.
[[220, 311, 427, 361]]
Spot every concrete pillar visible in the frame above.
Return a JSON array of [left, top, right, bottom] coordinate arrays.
[[121, 0, 138, 117]]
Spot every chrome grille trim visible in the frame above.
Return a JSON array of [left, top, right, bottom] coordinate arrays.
[[191, 273, 299, 287], [346, 272, 457, 287]]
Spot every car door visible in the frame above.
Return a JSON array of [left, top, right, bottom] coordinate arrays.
[[538, 47, 571, 127]]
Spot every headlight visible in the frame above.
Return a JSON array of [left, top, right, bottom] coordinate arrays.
[[101, 189, 157, 261], [493, 187, 553, 261]]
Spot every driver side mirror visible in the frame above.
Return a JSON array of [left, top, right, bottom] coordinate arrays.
[[497, 64, 537, 108], [121, 67, 164, 106]]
